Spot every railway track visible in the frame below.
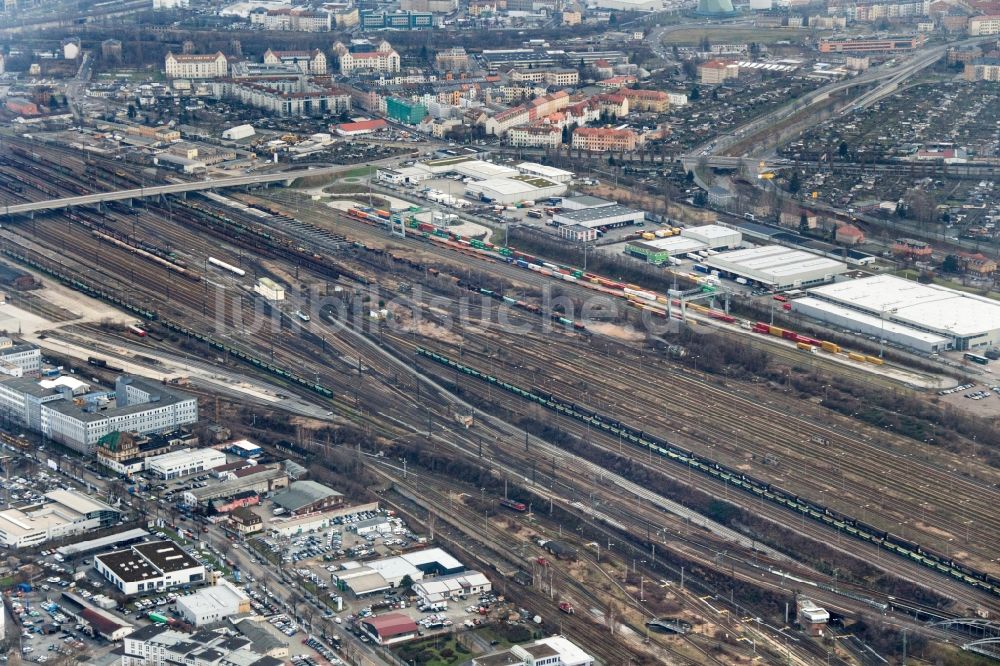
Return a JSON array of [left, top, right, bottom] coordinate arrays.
[[4, 145, 998, 649]]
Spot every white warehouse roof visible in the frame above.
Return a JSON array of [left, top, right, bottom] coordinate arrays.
[[706, 246, 846, 288], [807, 275, 1000, 339], [516, 162, 574, 182], [452, 160, 519, 180], [641, 236, 707, 253], [792, 297, 949, 353], [680, 224, 742, 248]]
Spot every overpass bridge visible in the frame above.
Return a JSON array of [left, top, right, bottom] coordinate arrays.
[[0, 166, 346, 217]]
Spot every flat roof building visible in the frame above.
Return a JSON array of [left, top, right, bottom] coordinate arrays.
[[680, 224, 741, 249], [95, 540, 206, 596], [412, 571, 491, 604], [704, 246, 847, 290], [146, 448, 226, 480], [799, 275, 1000, 352], [515, 162, 573, 184], [123, 624, 282, 666], [465, 176, 566, 205], [553, 204, 645, 230], [0, 374, 198, 456], [0, 489, 121, 548], [176, 580, 251, 626]]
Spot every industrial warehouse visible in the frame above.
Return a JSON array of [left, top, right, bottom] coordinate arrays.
[[377, 157, 568, 204], [625, 225, 742, 264], [794, 275, 1000, 352], [704, 246, 847, 290]]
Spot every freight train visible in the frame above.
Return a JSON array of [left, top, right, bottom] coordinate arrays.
[[0, 246, 335, 401], [340, 207, 739, 324], [415, 346, 1000, 600]]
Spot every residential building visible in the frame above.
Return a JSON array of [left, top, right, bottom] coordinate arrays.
[[250, 8, 331, 31], [0, 375, 197, 456], [835, 224, 865, 245], [572, 127, 641, 152], [485, 107, 531, 136], [360, 10, 434, 30], [892, 237, 933, 259], [508, 124, 563, 148], [175, 580, 251, 626], [699, 60, 739, 84], [263, 49, 327, 75], [965, 58, 1000, 81], [435, 47, 471, 72], [95, 541, 206, 596], [509, 68, 580, 86], [164, 52, 228, 79], [229, 506, 263, 535], [146, 447, 226, 480], [960, 253, 998, 275], [948, 46, 982, 64], [335, 41, 401, 75], [213, 78, 351, 117], [387, 97, 428, 124], [123, 624, 283, 666], [0, 489, 121, 548], [621, 88, 670, 112], [970, 15, 1000, 36]]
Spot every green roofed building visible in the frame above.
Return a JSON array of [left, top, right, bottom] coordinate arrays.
[[386, 98, 427, 125]]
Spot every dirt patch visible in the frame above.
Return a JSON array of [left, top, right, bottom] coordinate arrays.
[[587, 322, 646, 341]]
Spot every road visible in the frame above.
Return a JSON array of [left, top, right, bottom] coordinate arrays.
[[687, 35, 996, 161], [0, 167, 349, 216]]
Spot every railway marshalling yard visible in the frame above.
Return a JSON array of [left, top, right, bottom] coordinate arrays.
[[2, 135, 1000, 665]]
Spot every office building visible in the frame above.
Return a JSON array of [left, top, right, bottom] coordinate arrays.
[[0, 375, 197, 456], [0, 489, 121, 548], [123, 624, 282, 666], [95, 540, 206, 596], [175, 580, 251, 626], [146, 448, 227, 480]]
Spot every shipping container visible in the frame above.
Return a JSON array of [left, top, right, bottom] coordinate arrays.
[[820, 341, 841, 353], [768, 326, 784, 337], [796, 342, 813, 351], [865, 356, 885, 365], [848, 352, 866, 362]]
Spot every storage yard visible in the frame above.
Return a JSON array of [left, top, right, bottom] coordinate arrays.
[[0, 133, 999, 666]]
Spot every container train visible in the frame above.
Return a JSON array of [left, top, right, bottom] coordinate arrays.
[[414, 346, 1000, 600], [340, 207, 739, 325]]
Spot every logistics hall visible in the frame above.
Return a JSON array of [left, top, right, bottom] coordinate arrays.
[[793, 274, 1000, 353]]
